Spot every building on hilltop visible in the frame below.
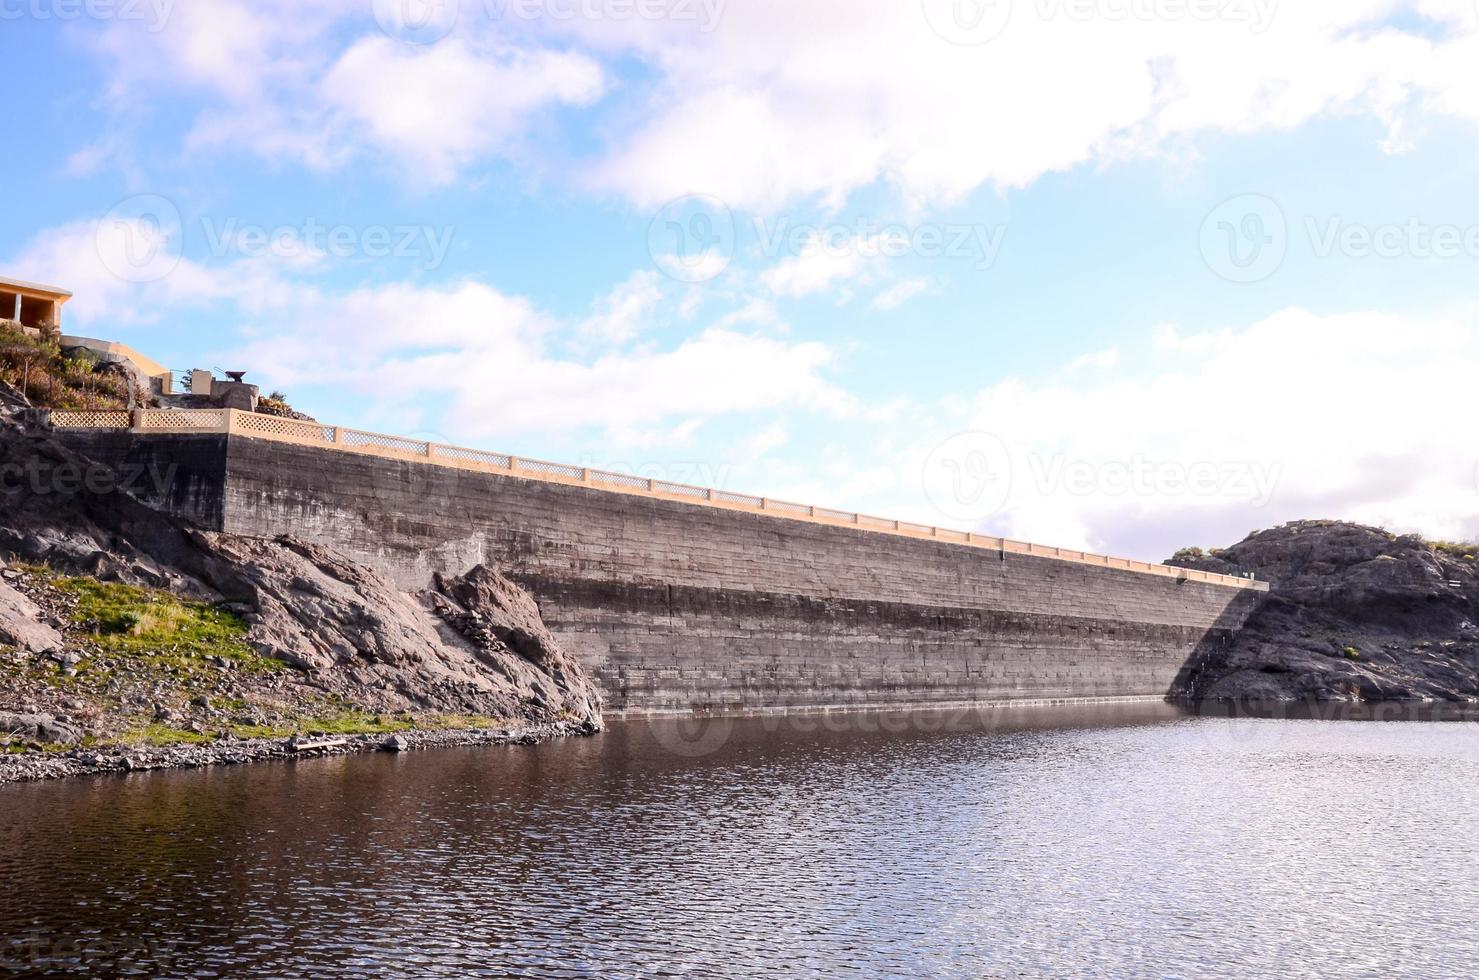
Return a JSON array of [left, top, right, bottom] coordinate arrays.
[[0, 276, 70, 337]]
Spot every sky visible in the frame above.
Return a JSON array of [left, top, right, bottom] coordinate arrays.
[[4, 0, 1479, 560]]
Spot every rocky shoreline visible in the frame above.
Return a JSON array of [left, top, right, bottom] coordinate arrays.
[[0, 718, 599, 785]]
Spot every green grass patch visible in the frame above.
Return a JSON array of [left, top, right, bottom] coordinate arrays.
[[220, 711, 506, 741], [118, 724, 213, 747], [224, 710, 411, 741], [50, 576, 284, 676]]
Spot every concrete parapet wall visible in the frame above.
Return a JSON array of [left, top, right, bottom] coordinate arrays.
[[57, 425, 1263, 714]]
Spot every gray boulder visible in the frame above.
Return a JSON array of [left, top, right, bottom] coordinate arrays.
[[0, 712, 83, 745], [0, 578, 63, 654]]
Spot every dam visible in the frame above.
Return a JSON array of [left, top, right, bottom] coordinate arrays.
[[49, 409, 1266, 716]]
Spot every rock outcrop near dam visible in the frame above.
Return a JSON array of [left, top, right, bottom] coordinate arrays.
[[0, 412, 601, 765], [1169, 521, 1479, 701], [58, 422, 1265, 715]]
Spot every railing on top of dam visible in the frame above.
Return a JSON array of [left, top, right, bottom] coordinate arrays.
[[45, 408, 1269, 593]]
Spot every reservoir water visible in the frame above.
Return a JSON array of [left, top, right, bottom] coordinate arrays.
[[3, 702, 1478, 977]]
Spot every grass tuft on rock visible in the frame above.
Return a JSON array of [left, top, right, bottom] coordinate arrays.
[[50, 576, 284, 675]]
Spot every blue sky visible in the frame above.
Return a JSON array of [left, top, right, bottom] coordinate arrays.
[[4, 0, 1479, 559]]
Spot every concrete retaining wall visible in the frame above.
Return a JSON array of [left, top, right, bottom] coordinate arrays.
[[60, 430, 1262, 714]]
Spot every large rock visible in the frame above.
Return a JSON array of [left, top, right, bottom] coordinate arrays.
[[1169, 520, 1479, 702], [0, 712, 83, 745], [0, 578, 63, 654], [188, 533, 602, 726]]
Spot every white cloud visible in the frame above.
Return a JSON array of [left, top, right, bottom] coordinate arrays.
[[872, 277, 929, 311], [762, 238, 872, 299], [229, 279, 854, 444], [70, 1, 1479, 207], [319, 37, 604, 184], [579, 270, 666, 343], [84, 2, 602, 182], [1060, 347, 1120, 374], [10, 217, 265, 327], [10, 212, 852, 447], [587, 1, 1479, 210], [918, 306, 1479, 558]]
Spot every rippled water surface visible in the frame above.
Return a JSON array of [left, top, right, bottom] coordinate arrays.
[[5, 703, 1479, 977]]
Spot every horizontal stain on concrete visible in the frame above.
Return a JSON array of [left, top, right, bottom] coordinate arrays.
[[62, 430, 1262, 714]]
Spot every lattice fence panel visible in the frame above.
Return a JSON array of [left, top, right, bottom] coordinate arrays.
[[437, 446, 512, 468], [516, 458, 583, 479], [655, 481, 708, 500], [234, 414, 334, 443], [140, 410, 225, 430], [714, 490, 763, 506], [591, 471, 649, 491], [341, 430, 429, 455], [49, 411, 130, 429]]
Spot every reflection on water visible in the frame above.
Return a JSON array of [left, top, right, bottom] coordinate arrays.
[[4, 702, 1479, 977]]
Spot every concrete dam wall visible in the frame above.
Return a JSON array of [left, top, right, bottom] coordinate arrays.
[[56, 414, 1265, 715]]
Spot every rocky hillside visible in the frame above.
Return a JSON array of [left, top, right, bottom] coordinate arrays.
[[1169, 520, 1479, 701], [0, 408, 601, 776]]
